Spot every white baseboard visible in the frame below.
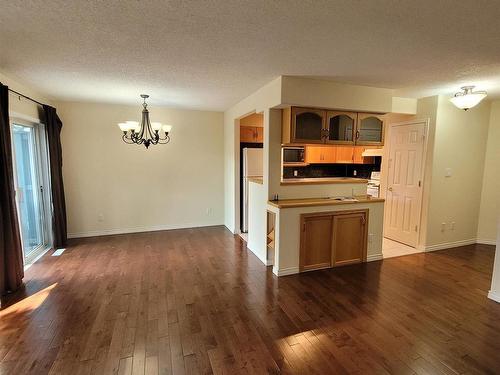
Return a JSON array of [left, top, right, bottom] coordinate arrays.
[[488, 290, 500, 303], [68, 222, 223, 239], [424, 238, 477, 252], [367, 253, 383, 262], [476, 238, 497, 246], [273, 266, 299, 276]]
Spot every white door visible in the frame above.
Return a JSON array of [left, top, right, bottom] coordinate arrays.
[[385, 122, 426, 247]]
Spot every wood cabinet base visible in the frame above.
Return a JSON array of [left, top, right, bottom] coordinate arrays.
[[299, 209, 368, 272]]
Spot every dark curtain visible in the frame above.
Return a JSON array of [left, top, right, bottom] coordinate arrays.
[[43, 105, 67, 249], [0, 83, 24, 295]]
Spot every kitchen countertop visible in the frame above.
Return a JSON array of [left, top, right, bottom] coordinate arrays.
[[280, 177, 368, 185], [248, 177, 263, 185], [268, 196, 384, 209]]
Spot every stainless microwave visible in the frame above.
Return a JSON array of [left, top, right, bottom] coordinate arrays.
[[283, 147, 305, 164]]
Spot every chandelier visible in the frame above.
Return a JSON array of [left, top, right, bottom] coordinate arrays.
[[118, 94, 172, 148], [450, 86, 487, 111]]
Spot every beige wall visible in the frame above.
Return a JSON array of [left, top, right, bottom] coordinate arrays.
[[424, 96, 490, 247], [57, 101, 224, 237], [477, 101, 500, 243], [281, 76, 394, 113]]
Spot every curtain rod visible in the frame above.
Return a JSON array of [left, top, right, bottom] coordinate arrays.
[[8, 88, 45, 107]]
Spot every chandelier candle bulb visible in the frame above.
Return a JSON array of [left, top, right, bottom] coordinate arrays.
[[118, 122, 129, 132], [118, 95, 172, 148]]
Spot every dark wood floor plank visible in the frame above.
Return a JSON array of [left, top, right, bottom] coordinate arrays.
[[1, 227, 499, 375]]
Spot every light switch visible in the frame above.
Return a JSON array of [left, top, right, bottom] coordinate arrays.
[[445, 168, 452, 177]]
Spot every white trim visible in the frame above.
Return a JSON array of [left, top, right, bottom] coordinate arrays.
[[488, 290, 500, 303], [367, 253, 383, 262], [10, 111, 41, 125], [476, 238, 497, 246], [68, 222, 224, 239], [273, 266, 299, 276], [424, 239, 476, 252]]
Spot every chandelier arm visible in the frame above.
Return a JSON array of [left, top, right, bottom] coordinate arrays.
[[122, 134, 136, 144], [157, 135, 171, 144]]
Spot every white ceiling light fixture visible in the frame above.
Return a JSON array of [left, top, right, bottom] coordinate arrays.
[[450, 86, 487, 111]]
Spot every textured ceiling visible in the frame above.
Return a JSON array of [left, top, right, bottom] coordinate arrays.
[[1, 0, 500, 110]]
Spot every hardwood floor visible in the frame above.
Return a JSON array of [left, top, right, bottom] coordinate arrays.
[[1, 226, 499, 374]]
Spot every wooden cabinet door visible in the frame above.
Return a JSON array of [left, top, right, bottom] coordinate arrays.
[[356, 113, 385, 145], [305, 146, 324, 163], [255, 127, 264, 143], [300, 214, 333, 271], [240, 126, 256, 142], [326, 111, 356, 144], [335, 146, 354, 163], [305, 146, 337, 164], [291, 107, 327, 144], [332, 211, 367, 266]]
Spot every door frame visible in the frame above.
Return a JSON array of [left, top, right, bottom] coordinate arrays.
[[10, 114, 53, 265], [382, 119, 430, 249]]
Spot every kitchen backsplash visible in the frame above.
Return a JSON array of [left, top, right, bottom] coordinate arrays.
[[283, 157, 381, 179]]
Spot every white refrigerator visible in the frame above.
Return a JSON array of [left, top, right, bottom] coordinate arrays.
[[242, 148, 263, 233]]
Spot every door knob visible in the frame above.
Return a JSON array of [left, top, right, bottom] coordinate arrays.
[[388, 187, 393, 191]]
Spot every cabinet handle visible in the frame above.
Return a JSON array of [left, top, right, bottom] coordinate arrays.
[[361, 216, 366, 225], [355, 130, 360, 140]]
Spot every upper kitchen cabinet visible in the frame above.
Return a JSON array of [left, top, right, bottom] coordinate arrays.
[[282, 107, 385, 146], [240, 126, 263, 143], [282, 107, 326, 144], [325, 111, 356, 144], [356, 113, 385, 145]]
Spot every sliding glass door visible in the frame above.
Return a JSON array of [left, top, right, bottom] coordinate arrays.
[[11, 120, 52, 265]]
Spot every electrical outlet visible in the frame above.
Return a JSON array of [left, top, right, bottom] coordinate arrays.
[[368, 233, 374, 244], [441, 222, 446, 232], [293, 170, 298, 177], [450, 221, 455, 230], [206, 208, 213, 216], [98, 213, 104, 222]]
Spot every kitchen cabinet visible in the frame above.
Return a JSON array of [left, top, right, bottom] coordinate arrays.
[[282, 107, 327, 144], [283, 107, 385, 146], [300, 210, 368, 271], [240, 126, 263, 143], [299, 214, 333, 271], [335, 146, 355, 163], [356, 113, 385, 145], [353, 146, 379, 164], [305, 145, 336, 164], [326, 111, 356, 144], [332, 211, 368, 266], [305, 145, 379, 164]]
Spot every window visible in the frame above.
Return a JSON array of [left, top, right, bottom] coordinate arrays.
[[11, 118, 52, 265]]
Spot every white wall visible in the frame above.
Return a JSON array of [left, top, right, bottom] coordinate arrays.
[[247, 181, 268, 265], [488, 220, 500, 303], [477, 101, 500, 243], [223, 77, 281, 232], [424, 96, 490, 248], [56, 101, 224, 237]]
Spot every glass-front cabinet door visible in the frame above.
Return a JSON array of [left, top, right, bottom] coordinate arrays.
[[356, 113, 385, 145], [291, 107, 326, 143], [326, 111, 356, 144]]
